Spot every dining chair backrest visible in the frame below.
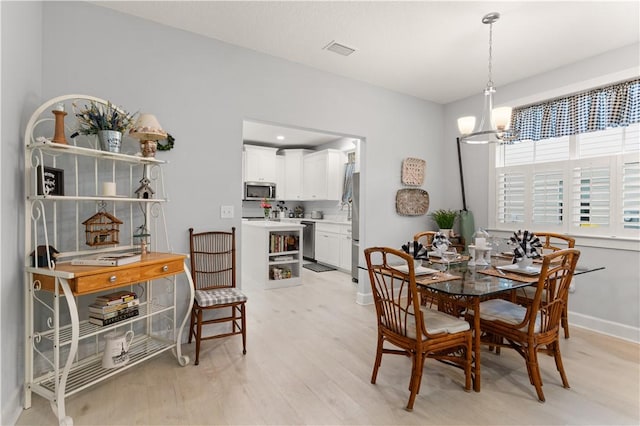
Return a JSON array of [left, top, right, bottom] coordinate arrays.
[[413, 231, 437, 248], [365, 247, 422, 341], [189, 228, 236, 291], [526, 248, 580, 335], [533, 232, 575, 255]]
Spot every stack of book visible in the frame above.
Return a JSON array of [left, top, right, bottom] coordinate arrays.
[[88, 290, 140, 326]]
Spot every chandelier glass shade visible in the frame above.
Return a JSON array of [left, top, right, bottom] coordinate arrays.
[[458, 12, 513, 144]]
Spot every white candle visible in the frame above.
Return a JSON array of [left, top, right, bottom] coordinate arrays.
[[53, 103, 65, 111], [475, 237, 486, 249], [102, 182, 116, 197]]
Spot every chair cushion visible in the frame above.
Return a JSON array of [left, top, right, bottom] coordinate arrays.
[[404, 307, 470, 338], [421, 307, 470, 334], [195, 288, 247, 307], [475, 299, 540, 333]]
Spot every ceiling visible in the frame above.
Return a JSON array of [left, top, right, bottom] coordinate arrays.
[[94, 1, 639, 145]]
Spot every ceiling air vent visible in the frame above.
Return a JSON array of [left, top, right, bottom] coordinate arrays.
[[323, 41, 356, 56]]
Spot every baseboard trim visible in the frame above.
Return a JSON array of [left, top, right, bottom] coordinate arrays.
[[356, 291, 373, 305], [570, 311, 640, 343]]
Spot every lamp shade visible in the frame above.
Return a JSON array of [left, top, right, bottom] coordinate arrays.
[[491, 107, 512, 131], [457, 116, 476, 135], [129, 114, 167, 141]]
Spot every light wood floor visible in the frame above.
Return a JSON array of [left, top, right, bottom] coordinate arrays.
[[17, 269, 640, 425]]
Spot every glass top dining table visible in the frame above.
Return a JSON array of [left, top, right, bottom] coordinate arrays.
[[412, 255, 603, 392]]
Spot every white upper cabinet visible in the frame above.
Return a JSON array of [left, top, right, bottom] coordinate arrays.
[[275, 155, 285, 200], [303, 149, 346, 200], [244, 145, 278, 182], [282, 149, 311, 200]]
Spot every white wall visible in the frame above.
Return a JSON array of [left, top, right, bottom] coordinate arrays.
[[444, 43, 640, 341], [3, 2, 445, 421], [1, 2, 42, 424]]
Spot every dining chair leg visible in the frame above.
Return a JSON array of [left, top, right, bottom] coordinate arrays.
[[464, 338, 472, 391], [188, 307, 196, 344], [371, 334, 383, 384], [526, 346, 545, 402], [551, 341, 570, 388], [194, 308, 203, 366], [406, 352, 424, 411], [240, 303, 247, 355]]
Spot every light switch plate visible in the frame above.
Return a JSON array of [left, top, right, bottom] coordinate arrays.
[[221, 205, 234, 218]]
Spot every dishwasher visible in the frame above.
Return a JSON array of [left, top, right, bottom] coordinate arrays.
[[301, 221, 315, 261]]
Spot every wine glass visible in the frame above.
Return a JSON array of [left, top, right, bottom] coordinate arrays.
[[441, 248, 458, 276]]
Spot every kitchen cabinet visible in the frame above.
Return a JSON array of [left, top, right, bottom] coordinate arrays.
[[339, 226, 352, 271], [242, 221, 304, 289], [302, 149, 346, 200], [315, 222, 352, 271], [23, 95, 194, 425], [276, 154, 285, 199], [282, 149, 310, 200], [244, 144, 278, 183]]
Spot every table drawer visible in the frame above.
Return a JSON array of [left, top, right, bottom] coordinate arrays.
[[74, 268, 141, 294], [139, 258, 184, 281]]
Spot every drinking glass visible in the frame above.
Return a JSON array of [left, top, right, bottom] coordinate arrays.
[[441, 248, 458, 276]]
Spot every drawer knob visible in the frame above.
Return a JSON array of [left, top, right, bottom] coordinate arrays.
[[162, 265, 169, 272], [109, 275, 117, 283]]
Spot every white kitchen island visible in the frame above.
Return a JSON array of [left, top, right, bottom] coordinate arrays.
[[242, 220, 304, 289]]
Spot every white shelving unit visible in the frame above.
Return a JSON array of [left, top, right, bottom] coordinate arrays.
[[23, 95, 195, 425], [242, 222, 304, 289]]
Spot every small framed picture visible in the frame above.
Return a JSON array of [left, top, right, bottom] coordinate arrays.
[[37, 166, 65, 196]]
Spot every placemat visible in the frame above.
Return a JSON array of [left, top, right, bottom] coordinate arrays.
[[478, 268, 539, 283], [416, 272, 462, 285]]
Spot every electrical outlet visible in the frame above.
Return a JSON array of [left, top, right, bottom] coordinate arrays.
[[220, 205, 234, 219]]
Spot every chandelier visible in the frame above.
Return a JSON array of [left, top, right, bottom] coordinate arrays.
[[457, 12, 512, 144]]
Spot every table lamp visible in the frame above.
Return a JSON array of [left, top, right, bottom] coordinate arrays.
[[129, 113, 167, 158]]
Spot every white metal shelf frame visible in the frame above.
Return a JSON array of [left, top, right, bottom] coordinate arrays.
[[23, 94, 194, 426]]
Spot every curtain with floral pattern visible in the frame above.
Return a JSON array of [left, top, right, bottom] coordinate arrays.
[[509, 78, 640, 142]]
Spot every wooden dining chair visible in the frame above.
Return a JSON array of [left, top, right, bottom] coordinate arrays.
[[469, 248, 580, 402], [518, 232, 576, 338], [413, 231, 437, 247], [188, 227, 247, 365], [364, 246, 472, 411]]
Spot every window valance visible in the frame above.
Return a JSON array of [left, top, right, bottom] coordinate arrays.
[[509, 78, 640, 142]]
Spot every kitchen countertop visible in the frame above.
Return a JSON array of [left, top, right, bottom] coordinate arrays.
[[242, 220, 304, 228], [242, 218, 351, 226], [278, 218, 352, 226]]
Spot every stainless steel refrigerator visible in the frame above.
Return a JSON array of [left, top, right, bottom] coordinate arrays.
[[351, 172, 360, 282]]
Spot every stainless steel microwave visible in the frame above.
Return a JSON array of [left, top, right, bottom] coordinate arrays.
[[244, 182, 276, 200]]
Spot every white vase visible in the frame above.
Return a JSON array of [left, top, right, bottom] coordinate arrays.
[[517, 257, 533, 268], [439, 228, 452, 237]]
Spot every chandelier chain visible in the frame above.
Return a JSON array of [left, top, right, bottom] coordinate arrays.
[[487, 21, 494, 89]]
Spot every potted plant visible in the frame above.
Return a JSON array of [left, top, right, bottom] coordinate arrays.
[[72, 100, 137, 153], [430, 209, 458, 235]]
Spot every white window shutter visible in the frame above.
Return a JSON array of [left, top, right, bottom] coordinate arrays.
[[571, 166, 610, 229], [532, 171, 564, 226], [622, 160, 640, 230], [497, 172, 525, 224]]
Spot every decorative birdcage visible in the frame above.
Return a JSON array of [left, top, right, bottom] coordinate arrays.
[[82, 211, 122, 246], [133, 224, 151, 255]]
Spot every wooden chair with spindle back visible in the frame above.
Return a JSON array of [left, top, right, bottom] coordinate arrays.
[[365, 246, 472, 410], [188, 227, 247, 365], [468, 248, 580, 401], [517, 232, 576, 338]]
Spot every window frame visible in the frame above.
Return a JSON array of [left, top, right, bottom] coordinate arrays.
[[489, 129, 640, 243]]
